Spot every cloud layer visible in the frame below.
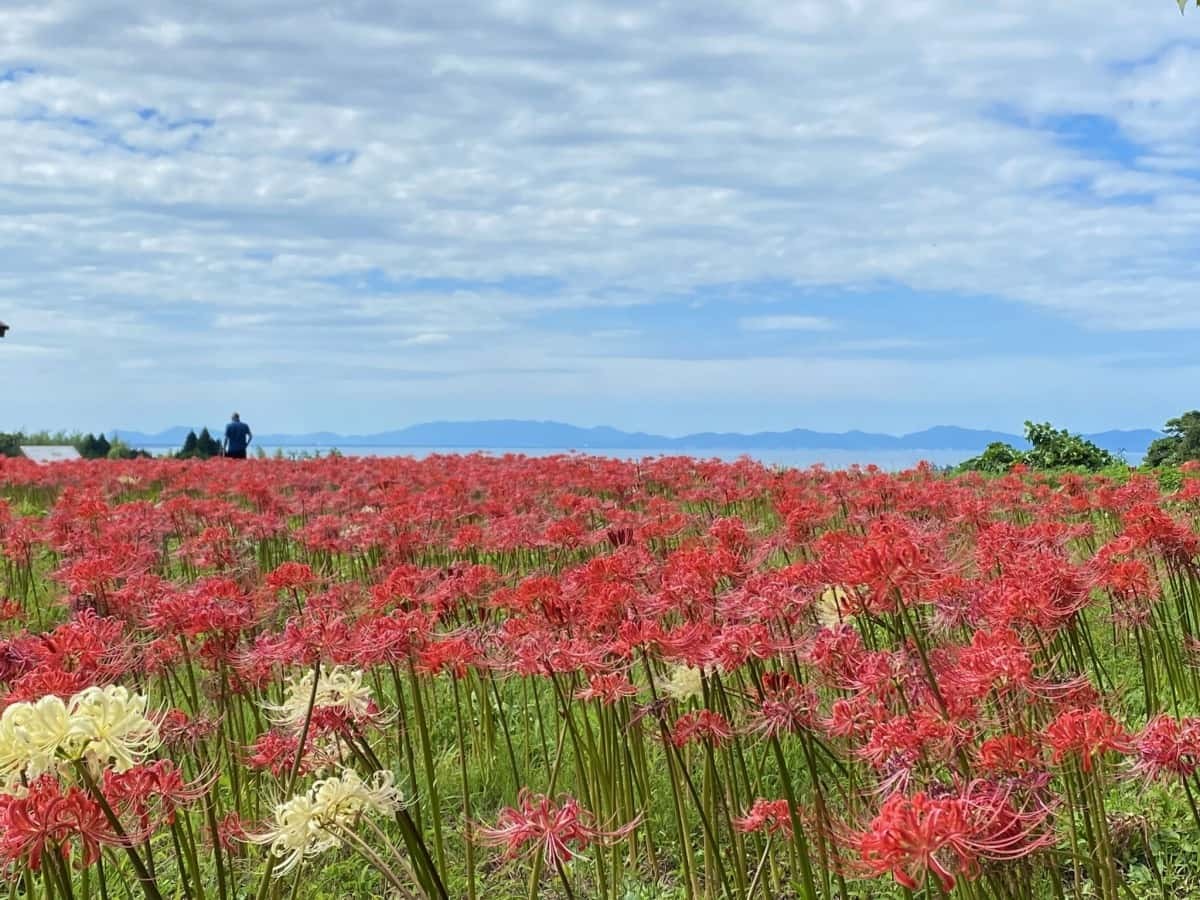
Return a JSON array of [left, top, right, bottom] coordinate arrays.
[[2, 2, 1199, 433]]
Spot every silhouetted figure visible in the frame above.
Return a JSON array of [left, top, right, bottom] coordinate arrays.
[[223, 412, 252, 459], [0, 322, 8, 338]]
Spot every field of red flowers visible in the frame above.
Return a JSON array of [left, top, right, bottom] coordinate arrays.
[[1, 453, 1199, 899]]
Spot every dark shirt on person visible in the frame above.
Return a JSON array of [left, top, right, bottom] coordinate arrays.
[[224, 421, 252, 455]]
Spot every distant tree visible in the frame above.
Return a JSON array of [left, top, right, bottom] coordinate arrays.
[[1179, 0, 1196, 12], [958, 421, 1118, 473], [178, 430, 200, 459], [1144, 410, 1200, 467], [957, 441, 1026, 474], [105, 437, 149, 460], [76, 433, 112, 459], [197, 428, 221, 458], [1022, 421, 1117, 470]]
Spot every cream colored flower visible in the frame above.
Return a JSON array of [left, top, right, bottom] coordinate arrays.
[[0, 685, 159, 786], [247, 768, 405, 876], [662, 664, 706, 703], [0, 696, 88, 788], [269, 666, 377, 731], [21, 694, 75, 778], [67, 685, 161, 773], [814, 585, 855, 628]]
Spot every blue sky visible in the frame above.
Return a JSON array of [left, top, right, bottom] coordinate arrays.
[[3, 3, 1200, 436]]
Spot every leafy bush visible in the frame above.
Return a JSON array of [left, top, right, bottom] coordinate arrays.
[[1144, 411, 1200, 468], [958, 421, 1119, 473]]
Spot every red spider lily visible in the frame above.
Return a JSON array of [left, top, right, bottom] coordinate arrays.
[[940, 628, 1034, 705], [848, 781, 1054, 892], [1132, 715, 1200, 781], [213, 811, 251, 854], [705, 623, 786, 670], [348, 610, 432, 666], [254, 608, 354, 667], [3, 668, 95, 708], [159, 709, 220, 753], [264, 561, 321, 594], [475, 789, 641, 868], [23, 611, 133, 684], [825, 695, 889, 740], [806, 624, 868, 685], [734, 798, 793, 837], [1090, 555, 1156, 625], [310, 701, 386, 736], [815, 517, 957, 616], [244, 730, 332, 778], [669, 710, 734, 747], [860, 711, 971, 784], [575, 672, 639, 705], [417, 632, 485, 678], [1044, 708, 1133, 772], [976, 735, 1044, 776], [746, 671, 820, 739], [709, 516, 752, 557], [0, 775, 124, 872], [1120, 502, 1199, 568], [501, 631, 614, 678], [104, 760, 212, 830]]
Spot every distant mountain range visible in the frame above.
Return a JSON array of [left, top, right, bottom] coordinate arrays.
[[111, 420, 1164, 456]]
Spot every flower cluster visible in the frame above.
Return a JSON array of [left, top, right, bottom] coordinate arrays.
[[247, 768, 405, 875], [0, 685, 159, 787]]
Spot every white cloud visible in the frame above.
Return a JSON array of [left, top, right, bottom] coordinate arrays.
[[0, 1, 1198, 431], [396, 332, 451, 346], [738, 315, 835, 332]]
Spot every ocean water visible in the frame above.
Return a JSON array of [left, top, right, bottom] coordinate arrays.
[[217, 446, 976, 471]]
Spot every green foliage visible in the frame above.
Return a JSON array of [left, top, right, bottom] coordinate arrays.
[[172, 427, 234, 460], [176, 428, 222, 459], [179, 430, 199, 458], [0, 434, 22, 458], [1022, 420, 1118, 470], [0, 430, 148, 459], [105, 438, 148, 460], [197, 427, 221, 457], [77, 433, 111, 459], [1144, 410, 1200, 468], [957, 440, 1025, 474], [958, 422, 1119, 473]]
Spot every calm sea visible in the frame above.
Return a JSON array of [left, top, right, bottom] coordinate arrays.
[[153, 445, 978, 471]]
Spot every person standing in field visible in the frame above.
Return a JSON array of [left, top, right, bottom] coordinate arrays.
[[223, 412, 253, 459]]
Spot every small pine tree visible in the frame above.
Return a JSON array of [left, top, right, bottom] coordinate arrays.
[[197, 428, 221, 458], [179, 430, 199, 459]]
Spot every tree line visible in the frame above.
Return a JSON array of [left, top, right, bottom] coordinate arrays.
[[0, 431, 149, 459], [958, 411, 1200, 473]]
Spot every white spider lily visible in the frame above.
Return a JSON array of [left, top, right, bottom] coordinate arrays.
[[268, 666, 378, 731], [247, 768, 405, 876], [0, 684, 159, 787]]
